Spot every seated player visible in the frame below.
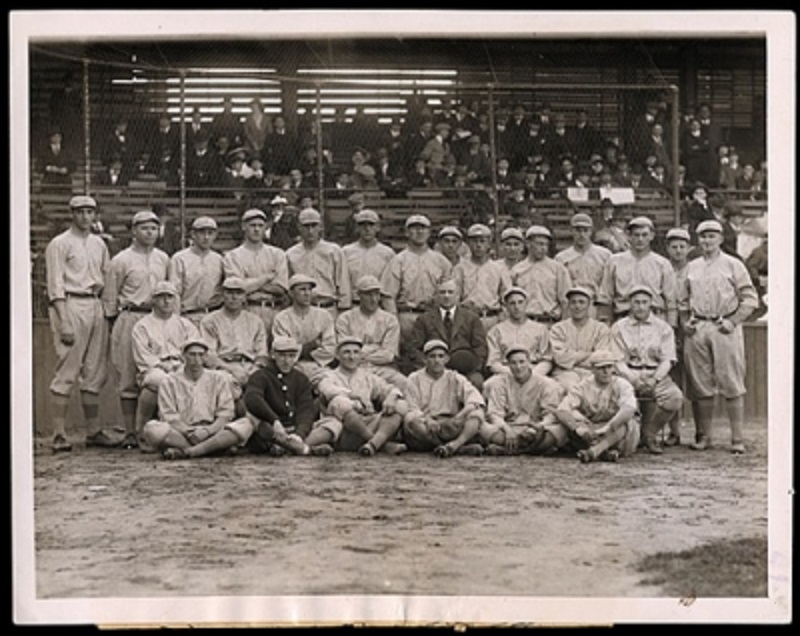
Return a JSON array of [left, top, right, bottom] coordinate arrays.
[[305, 337, 409, 457], [402, 339, 486, 458], [554, 349, 641, 463], [481, 346, 566, 455]]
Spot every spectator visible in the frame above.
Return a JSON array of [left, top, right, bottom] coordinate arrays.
[[48, 71, 83, 157], [506, 103, 531, 171], [682, 182, 714, 238], [695, 103, 725, 154], [718, 149, 743, 191], [242, 99, 272, 159], [407, 157, 431, 189], [102, 118, 135, 183], [546, 114, 573, 165], [186, 130, 223, 196], [612, 157, 633, 188], [265, 115, 297, 176], [97, 156, 126, 188], [220, 147, 249, 200], [187, 109, 213, 151], [38, 130, 73, 189], [213, 96, 243, 148], [404, 120, 433, 172], [570, 109, 604, 162], [148, 114, 180, 186], [554, 156, 580, 188], [420, 122, 452, 173], [373, 146, 405, 194], [681, 117, 713, 186], [645, 122, 672, 179]]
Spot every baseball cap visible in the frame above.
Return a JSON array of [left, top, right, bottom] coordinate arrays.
[[298, 208, 322, 225], [438, 226, 463, 239], [354, 209, 380, 224], [503, 286, 528, 302], [696, 220, 724, 235], [666, 228, 691, 242], [337, 336, 364, 350], [525, 225, 552, 239], [191, 216, 217, 231], [182, 336, 210, 353], [151, 281, 178, 298], [423, 339, 449, 355], [222, 277, 247, 291], [288, 273, 317, 289], [588, 350, 618, 367], [570, 213, 594, 228], [406, 215, 432, 228], [466, 224, 492, 239], [69, 195, 97, 209], [500, 227, 525, 242], [627, 216, 655, 231], [269, 195, 289, 206], [272, 336, 301, 353], [241, 208, 267, 223], [629, 285, 654, 299], [504, 344, 530, 360], [355, 275, 382, 293], [566, 286, 594, 300], [132, 210, 160, 226]]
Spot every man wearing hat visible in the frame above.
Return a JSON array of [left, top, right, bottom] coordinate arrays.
[[45, 195, 116, 452], [342, 209, 396, 300], [420, 121, 452, 172], [678, 219, 759, 454], [453, 223, 512, 331], [435, 225, 469, 267], [306, 337, 409, 457], [463, 134, 491, 185], [597, 215, 677, 326], [486, 286, 552, 378], [381, 214, 453, 360], [272, 273, 337, 385], [497, 227, 526, 273], [336, 275, 406, 391], [103, 209, 170, 449], [549, 287, 612, 391], [169, 216, 224, 327], [286, 207, 352, 318], [265, 194, 299, 251], [593, 198, 630, 254], [609, 285, 684, 455], [199, 276, 269, 406], [238, 336, 317, 457], [554, 349, 641, 463], [142, 337, 245, 460], [130, 281, 200, 450], [511, 225, 570, 325], [222, 207, 289, 337], [407, 275, 488, 387], [481, 346, 566, 455], [402, 339, 486, 458], [682, 182, 714, 240], [555, 212, 611, 313]]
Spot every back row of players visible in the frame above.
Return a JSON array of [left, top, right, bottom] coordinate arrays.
[[45, 194, 758, 460]]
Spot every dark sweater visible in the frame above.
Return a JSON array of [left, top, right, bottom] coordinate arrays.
[[243, 361, 316, 437]]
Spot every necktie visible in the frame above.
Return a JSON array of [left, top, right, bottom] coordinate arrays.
[[443, 310, 453, 341]]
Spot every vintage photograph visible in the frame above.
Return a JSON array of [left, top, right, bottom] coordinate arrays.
[[11, 10, 793, 626]]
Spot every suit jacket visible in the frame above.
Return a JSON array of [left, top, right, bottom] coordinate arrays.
[[408, 305, 488, 370]]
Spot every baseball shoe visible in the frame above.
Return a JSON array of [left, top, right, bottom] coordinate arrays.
[[642, 438, 664, 455], [359, 441, 378, 457], [382, 442, 408, 456], [689, 437, 712, 451], [484, 444, 508, 456], [576, 449, 593, 464], [602, 449, 620, 463], [454, 443, 484, 457], [162, 447, 188, 460], [663, 433, 681, 447], [120, 434, 138, 450], [730, 443, 746, 455], [310, 443, 334, 457], [51, 434, 72, 453], [284, 434, 310, 456]]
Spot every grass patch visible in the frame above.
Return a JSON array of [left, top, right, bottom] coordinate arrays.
[[637, 536, 768, 597]]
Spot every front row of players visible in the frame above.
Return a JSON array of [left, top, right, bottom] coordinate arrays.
[[138, 324, 659, 464]]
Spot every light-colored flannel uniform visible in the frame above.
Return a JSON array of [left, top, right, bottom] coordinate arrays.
[[169, 246, 224, 326], [453, 258, 512, 330], [485, 318, 552, 376], [510, 257, 571, 321], [272, 306, 336, 384], [342, 240, 396, 300], [549, 318, 611, 389], [335, 307, 406, 390], [45, 227, 110, 396], [131, 312, 199, 391], [286, 239, 352, 315], [597, 250, 677, 317]]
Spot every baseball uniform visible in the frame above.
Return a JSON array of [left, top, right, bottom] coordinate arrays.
[[271, 306, 336, 383], [286, 239, 352, 312], [510, 257, 571, 322], [485, 318, 552, 376], [342, 240, 396, 299], [549, 318, 611, 389], [597, 250, 677, 318], [335, 306, 406, 389], [169, 245, 224, 326], [131, 312, 199, 392], [453, 257, 512, 330]]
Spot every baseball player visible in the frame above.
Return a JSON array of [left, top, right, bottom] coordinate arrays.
[[610, 286, 684, 455], [481, 346, 566, 455], [130, 281, 200, 449], [486, 287, 552, 377], [402, 339, 486, 458], [497, 226, 527, 273], [663, 227, 693, 445], [554, 349, 641, 463], [271, 273, 337, 385], [381, 214, 453, 358], [679, 219, 759, 454], [510, 225, 570, 325], [286, 207, 352, 318], [199, 276, 269, 408], [222, 207, 289, 339], [453, 223, 512, 331], [341, 209, 396, 301], [554, 212, 611, 314], [435, 225, 468, 267], [596, 216, 678, 327], [335, 275, 407, 391], [169, 215, 224, 327], [549, 287, 611, 390], [305, 337, 409, 456], [45, 195, 115, 452], [102, 209, 170, 450], [142, 337, 240, 460]]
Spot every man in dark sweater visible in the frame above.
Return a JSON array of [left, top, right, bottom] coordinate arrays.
[[242, 336, 318, 455]]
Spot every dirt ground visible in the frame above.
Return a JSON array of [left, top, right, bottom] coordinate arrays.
[[30, 416, 768, 603]]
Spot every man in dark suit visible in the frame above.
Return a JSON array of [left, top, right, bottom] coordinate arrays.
[[407, 277, 488, 390]]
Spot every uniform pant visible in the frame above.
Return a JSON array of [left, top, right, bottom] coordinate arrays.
[[402, 412, 484, 452], [49, 296, 108, 396], [110, 310, 147, 399], [684, 321, 747, 399]]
